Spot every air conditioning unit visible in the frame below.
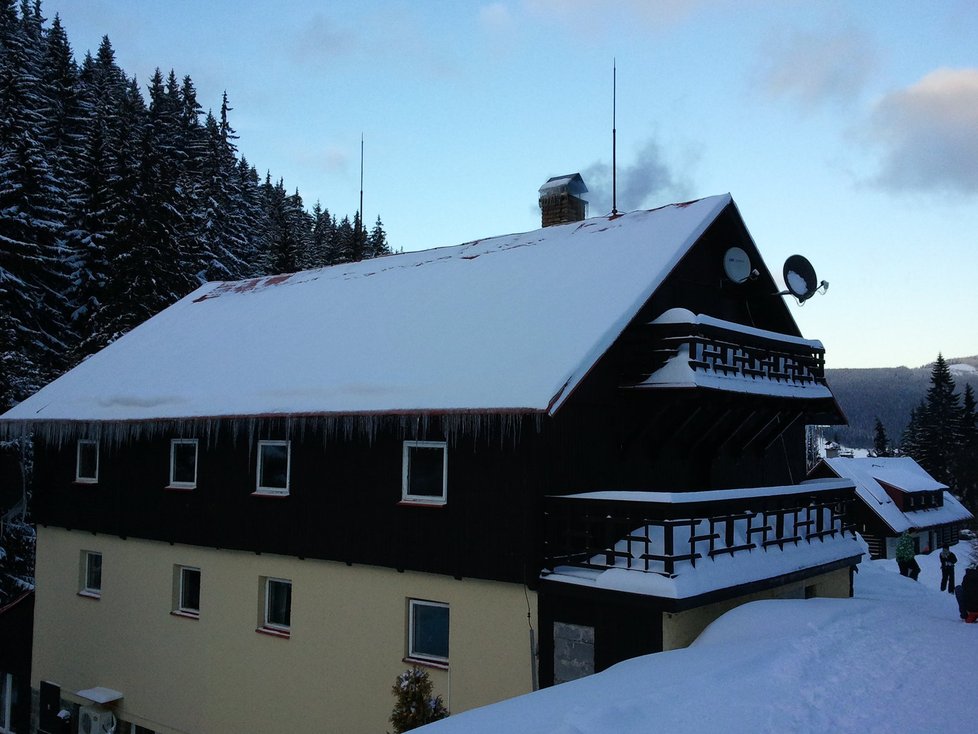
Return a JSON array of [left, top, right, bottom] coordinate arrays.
[[79, 706, 117, 734]]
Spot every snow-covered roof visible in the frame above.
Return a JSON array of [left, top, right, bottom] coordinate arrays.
[[821, 457, 973, 532], [1, 195, 734, 429]]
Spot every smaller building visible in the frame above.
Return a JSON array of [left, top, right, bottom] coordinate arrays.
[[811, 457, 973, 559]]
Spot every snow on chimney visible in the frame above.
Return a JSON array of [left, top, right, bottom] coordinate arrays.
[[538, 173, 588, 227]]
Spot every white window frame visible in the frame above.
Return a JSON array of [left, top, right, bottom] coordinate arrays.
[[401, 441, 448, 505], [0, 671, 12, 734], [80, 550, 102, 598], [168, 439, 198, 489], [75, 439, 99, 483], [255, 440, 290, 496], [260, 577, 292, 634], [408, 598, 449, 665], [175, 566, 201, 617]]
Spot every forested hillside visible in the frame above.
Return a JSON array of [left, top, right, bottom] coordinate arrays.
[[0, 0, 390, 410], [0, 0, 390, 606], [825, 357, 978, 448]]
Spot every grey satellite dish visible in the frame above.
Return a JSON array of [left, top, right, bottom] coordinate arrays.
[[723, 246, 752, 284], [782, 254, 819, 302]]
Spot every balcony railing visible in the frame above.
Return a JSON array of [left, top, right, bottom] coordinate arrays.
[[543, 481, 855, 579], [621, 310, 828, 395]]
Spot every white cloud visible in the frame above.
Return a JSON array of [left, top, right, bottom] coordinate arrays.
[[759, 26, 877, 109], [523, 0, 709, 37], [479, 3, 514, 31], [294, 146, 350, 175], [290, 13, 354, 65], [867, 68, 978, 194]]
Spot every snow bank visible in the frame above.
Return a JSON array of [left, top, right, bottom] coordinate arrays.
[[419, 542, 978, 734]]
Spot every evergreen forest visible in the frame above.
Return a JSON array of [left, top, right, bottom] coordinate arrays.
[[0, 0, 391, 605], [0, 0, 391, 410]]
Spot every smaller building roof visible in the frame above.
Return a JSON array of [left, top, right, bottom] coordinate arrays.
[[821, 457, 973, 533]]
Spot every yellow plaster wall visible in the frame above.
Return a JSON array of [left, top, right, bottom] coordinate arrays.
[[33, 527, 538, 733], [660, 566, 852, 651]]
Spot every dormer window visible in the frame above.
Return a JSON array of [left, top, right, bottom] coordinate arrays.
[[169, 439, 198, 489], [256, 440, 290, 496], [76, 440, 99, 483]]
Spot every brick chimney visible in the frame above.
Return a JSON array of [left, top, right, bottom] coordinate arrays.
[[539, 173, 588, 227]]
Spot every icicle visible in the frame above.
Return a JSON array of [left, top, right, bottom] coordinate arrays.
[[0, 409, 545, 453]]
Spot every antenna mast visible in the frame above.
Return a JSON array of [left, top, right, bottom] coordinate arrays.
[[612, 59, 618, 216], [359, 133, 364, 234]]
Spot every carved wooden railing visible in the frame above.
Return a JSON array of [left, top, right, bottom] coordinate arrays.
[[621, 313, 827, 390], [543, 483, 855, 579]]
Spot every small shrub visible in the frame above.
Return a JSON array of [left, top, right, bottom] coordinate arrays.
[[389, 666, 448, 733]]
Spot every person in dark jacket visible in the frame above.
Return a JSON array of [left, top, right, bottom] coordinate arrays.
[[959, 567, 978, 622], [939, 544, 958, 593]]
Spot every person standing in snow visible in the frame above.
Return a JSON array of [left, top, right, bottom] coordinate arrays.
[[895, 530, 916, 578], [939, 543, 958, 593], [959, 567, 978, 622]]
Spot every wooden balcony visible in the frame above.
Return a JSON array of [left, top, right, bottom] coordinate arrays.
[[620, 310, 829, 398], [542, 480, 857, 580]]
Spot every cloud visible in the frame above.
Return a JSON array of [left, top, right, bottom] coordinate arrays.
[[479, 3, 514, 31], [294, 146, 350, 175], [523, 0, 709, 37], [582, 136, 694, 215], [290, 14, 354, 65], [759, 27, 876, 109], [867, 68, 978, 194]]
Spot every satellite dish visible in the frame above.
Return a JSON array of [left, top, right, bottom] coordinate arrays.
[[722, 246, 752, 284], [783, 255, 818, 302]]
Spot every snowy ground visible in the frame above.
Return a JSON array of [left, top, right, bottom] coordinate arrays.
[[421, 541, 977, 734]]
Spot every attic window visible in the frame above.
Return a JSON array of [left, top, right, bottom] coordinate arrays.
[[76, 440, 99, 483], [402, 441, 447, 505], [255, 441, 290, 496], [169, 439, 198, 489]]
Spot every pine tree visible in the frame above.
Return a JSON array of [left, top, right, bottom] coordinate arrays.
[[916, 354, 961, 489], [957, 383, 978, 511], [333, 215, 355, 264], [389, 667, 448, 733], [366, 215, 391, 258], [872, 418, 890, 458], [901, 403, 924, 458], [0, 0, 71, 403]]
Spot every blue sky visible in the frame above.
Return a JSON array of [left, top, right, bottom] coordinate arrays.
[[43, 0, 978, 369]]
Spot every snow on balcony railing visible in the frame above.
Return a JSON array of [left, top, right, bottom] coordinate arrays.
[[542, 480, 862, 599], [625, 308, 830, 398]]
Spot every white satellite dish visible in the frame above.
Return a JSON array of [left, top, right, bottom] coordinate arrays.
[[722, 246, 752, 284]]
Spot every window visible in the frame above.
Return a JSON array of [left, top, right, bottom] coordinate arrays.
[[402, 441, 447, 504], [256, 441, 290, 495], [169, 439, 198, 488], [76, 440, 98, 483], [80, 551, 102, 597], [261, 577, 292, 634], [173, 566, 201, 617], [408, 599, 449, 665]]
